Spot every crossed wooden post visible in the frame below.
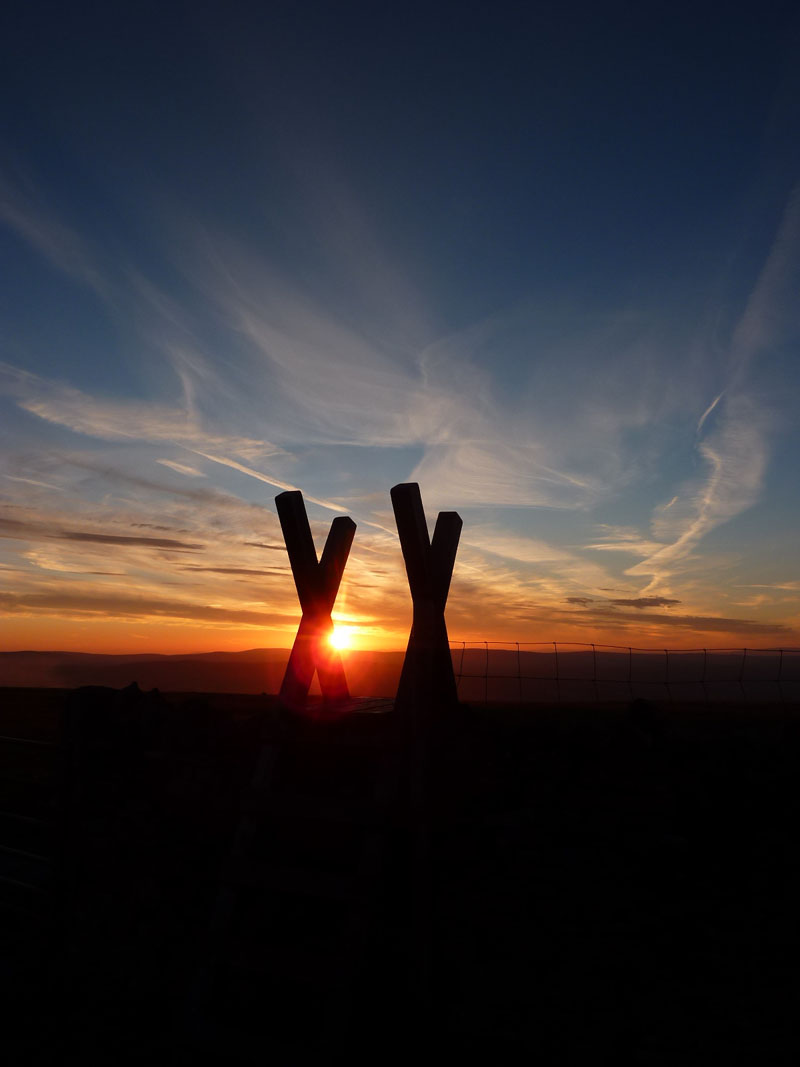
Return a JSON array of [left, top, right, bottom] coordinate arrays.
[[390, 482, 461, 1014], [391, 483, 462, 715], [276, 491, 356, 711]]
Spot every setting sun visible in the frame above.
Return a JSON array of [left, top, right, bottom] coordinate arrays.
[[328, 626, 352, 651]]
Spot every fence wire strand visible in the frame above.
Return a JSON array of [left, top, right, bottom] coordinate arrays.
[[450, 641, 800, 705]]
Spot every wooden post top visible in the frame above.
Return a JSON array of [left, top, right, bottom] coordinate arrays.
[[390, 483, 462, 606]]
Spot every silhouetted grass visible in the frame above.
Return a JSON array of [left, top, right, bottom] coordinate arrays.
[[1, 686, 799, 1061]]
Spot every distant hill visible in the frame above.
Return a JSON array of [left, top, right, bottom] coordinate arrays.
[[2, 646, 797, 702], [0, 648, 406, 698]]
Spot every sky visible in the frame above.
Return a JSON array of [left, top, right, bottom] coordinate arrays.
[[1, 1, 799, 654]]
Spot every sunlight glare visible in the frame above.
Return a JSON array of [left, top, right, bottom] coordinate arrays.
[[329, 626, 352, 651]]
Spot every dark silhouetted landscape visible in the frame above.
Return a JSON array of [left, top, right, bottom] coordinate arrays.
[[3, 678, 800, 1061]]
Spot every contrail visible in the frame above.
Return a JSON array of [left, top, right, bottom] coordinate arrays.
[[190, 450, 348, 513], [696, 391, 724, 434]]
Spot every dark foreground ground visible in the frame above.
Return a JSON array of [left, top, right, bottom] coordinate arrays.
[[2, 686, 800, 1064]]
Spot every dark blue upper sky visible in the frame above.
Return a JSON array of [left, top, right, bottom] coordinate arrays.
[[4, 2, 796, 310]]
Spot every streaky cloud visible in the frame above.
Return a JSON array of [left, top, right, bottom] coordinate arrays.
[[696, 391, 724, 434], [730, 182, 800, 375], [59, 530, 204, 550], [630, 393, 769, 590], [0, 589, 292, 627], [609, 596, 681, 609], [179, 565, 285, 577], [518, 604, 792, 637], [189, 450, 347, 513], [0, 516, 203, 551], [0, 361, 280, 461], [156, 459, 205, 477], [4, 474, 64, 491]]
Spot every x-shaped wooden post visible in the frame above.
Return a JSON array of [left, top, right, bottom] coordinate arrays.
[[391, 483, 462, 714], [276, 491, 356, 711]]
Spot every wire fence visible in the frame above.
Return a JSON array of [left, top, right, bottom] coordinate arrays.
[[450, 642, 800, 705]]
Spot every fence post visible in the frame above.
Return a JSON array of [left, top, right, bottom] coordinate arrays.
[[483, 642, 489, 703], [702, 648, 709, 706], [739, 647, 747, 702], [457, 641, 466, 698]]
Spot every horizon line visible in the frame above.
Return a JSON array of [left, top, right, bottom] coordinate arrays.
[[3, 642, 800, 656]]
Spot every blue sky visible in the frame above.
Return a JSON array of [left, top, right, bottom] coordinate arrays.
[[1, 1, 799, 651]]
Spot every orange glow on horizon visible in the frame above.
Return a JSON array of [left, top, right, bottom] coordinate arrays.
[[1, 614, 796, 657]]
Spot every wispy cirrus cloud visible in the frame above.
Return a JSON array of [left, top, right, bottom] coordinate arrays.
[[0, 170, 107, 297], [156, 459, 205, 477], [617, 180, 800, 596], [0, 361, 352, 514], [190, 450, 348, 512], [517, 602, 792, 638], [0, 361, 279, 460], [0, 588, 293, 628], [172, 231, 620, 512], [0, 463, 292, 571], [405, 306, 677, 512], [464, 527, 579, 565], [609, 597, 681, 609], [739, 581, 800, 594], [696, 391, 724, 434], [4, 473, 63, 491], [730, 182, 800, 375], [628, 393, 770, 590], [22, 548, 126, 575], [584, 525, 665, 557]]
